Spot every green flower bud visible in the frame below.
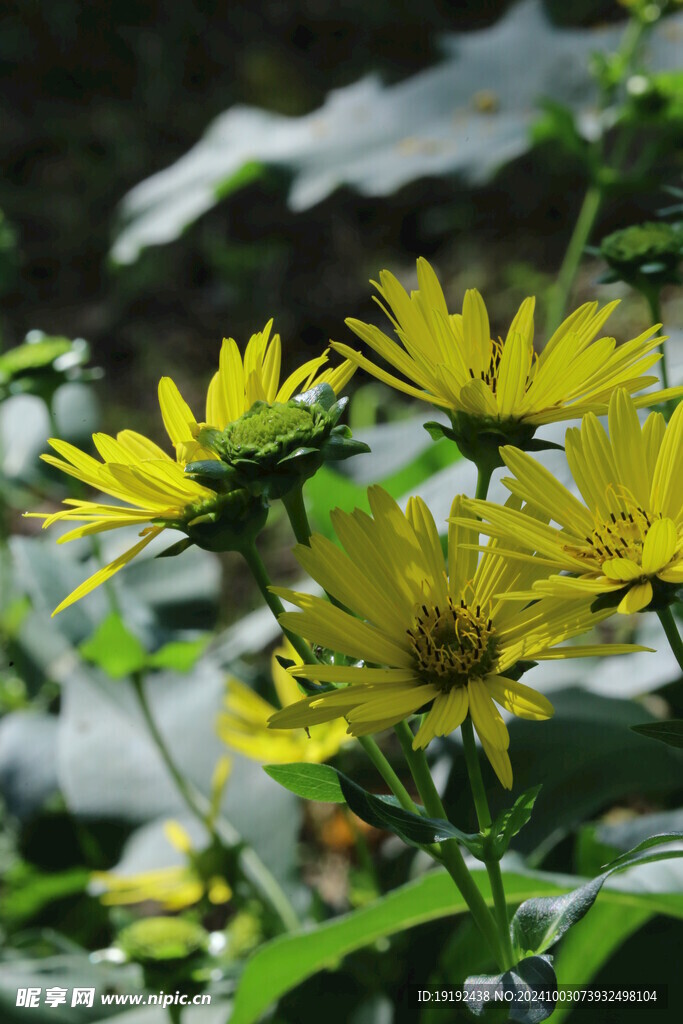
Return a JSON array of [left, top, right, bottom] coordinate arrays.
[[117, 917, 209, 964], [186, 383, 369, 500], [599, 222, 682, 287]]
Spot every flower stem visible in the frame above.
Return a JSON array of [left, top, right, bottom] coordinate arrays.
[[282, 485, 312, 546], [132, 671, 212, 835], [475, 463, 494, 501], [241, 542, 316, 665], [394, 720, 505, 969], [130, 671, 300, 933], [357, 735, 421, 816], [657, 606, 683, 675], [461, 716, 515, 970], [642, 285, 672, 408], [546, 184, 602, 335]]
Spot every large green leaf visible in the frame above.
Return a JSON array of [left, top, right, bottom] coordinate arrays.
[[111, 2, 683, 264], [443, 689, 683, 858], [230, 866, 683, 1024], [631, 719, 683, 748]]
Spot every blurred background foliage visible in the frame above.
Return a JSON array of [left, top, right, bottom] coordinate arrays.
[[1, 1, 683, 1022]]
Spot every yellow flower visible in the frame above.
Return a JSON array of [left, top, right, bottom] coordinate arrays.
[[91, 821, 231, 911], [25, 424, 266, 614], [463, 389, 683, 615], [217, 639, 351, 763], [26, 322, 355, 613], [157, 319, 357, 465], [332, 258, 679, 459], [267, 486, 648, 788]]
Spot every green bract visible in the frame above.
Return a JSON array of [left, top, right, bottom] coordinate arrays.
[[185, 383, 369, 499], [424, 411, 562, 476], [170, 487, 269, 554]]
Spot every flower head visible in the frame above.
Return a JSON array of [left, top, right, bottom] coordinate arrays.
[[267, 487, 647, 787], [192, 382, 369, 499], [91, 821, 231, 912], [333, 258, 680, 468], [463, 389, 683, 615], [157, 319, 358, 466], [217, 638, 351, 763], [600, 222, 682, 288], [26, 424, 267, 614]]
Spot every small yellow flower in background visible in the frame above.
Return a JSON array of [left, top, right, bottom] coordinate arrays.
[[158, 319, 357, 465], [267, 487, 649, 788], [464, 390, 683, 615], [217, 639, 351, 764], [91, 821, 231, 912], [332, 258, 680, 460]]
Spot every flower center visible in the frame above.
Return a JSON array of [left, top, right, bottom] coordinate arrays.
[[228, 402, 315, 453], [407, 597, 498, 689], [565, 505, 659, 568]]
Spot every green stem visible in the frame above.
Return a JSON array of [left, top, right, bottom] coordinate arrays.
[[461, 717, 515, 970], [643, 285, 671, 396], [167, 1005, 182, 1024], [241, 542, 316, 664], [357, 735, 421, 816], [131, 671, 300, 933], [394, 720, 505, 969], [546, 184, 602, 335], [282, 485, 312, 546], [132, 671, 212, 836], [475, 464, 494, 502], [657, 606, 683, 675]]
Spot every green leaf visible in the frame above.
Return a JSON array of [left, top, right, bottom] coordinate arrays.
[[511, 877, 605, 959], [465, 956, 557, 1023], [78, 612, 147, 679], [264, 763, 345, 803], [230, 866, 683, 1024], [492, 785, 542, 857], [602, 831, 683, 871], [339, 773, 482, 853], [146, 637, 208, 673], [1, 865, 90, 927], [265, 762, 482, 852], [549, 903, 653, 1024], [0, 337, 75, 378], [511, 838, 683, 958], [631, 719, 683, 748]]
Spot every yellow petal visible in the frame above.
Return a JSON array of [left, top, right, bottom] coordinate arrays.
[[53, 526, 163, 614], [480, 735, 513, 790], [602, 557, 644, 581], [486, 675, 554, 720], [467, 678, 509, 750], [617, 580, 653, 614], [158, 377, 197, 446], [641, 517, 677, 574]]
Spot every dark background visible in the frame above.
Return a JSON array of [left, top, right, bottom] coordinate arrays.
[[0, 0, 656, 442]]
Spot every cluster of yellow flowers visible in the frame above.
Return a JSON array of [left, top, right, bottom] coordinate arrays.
[[32, 259, 682, 797]]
